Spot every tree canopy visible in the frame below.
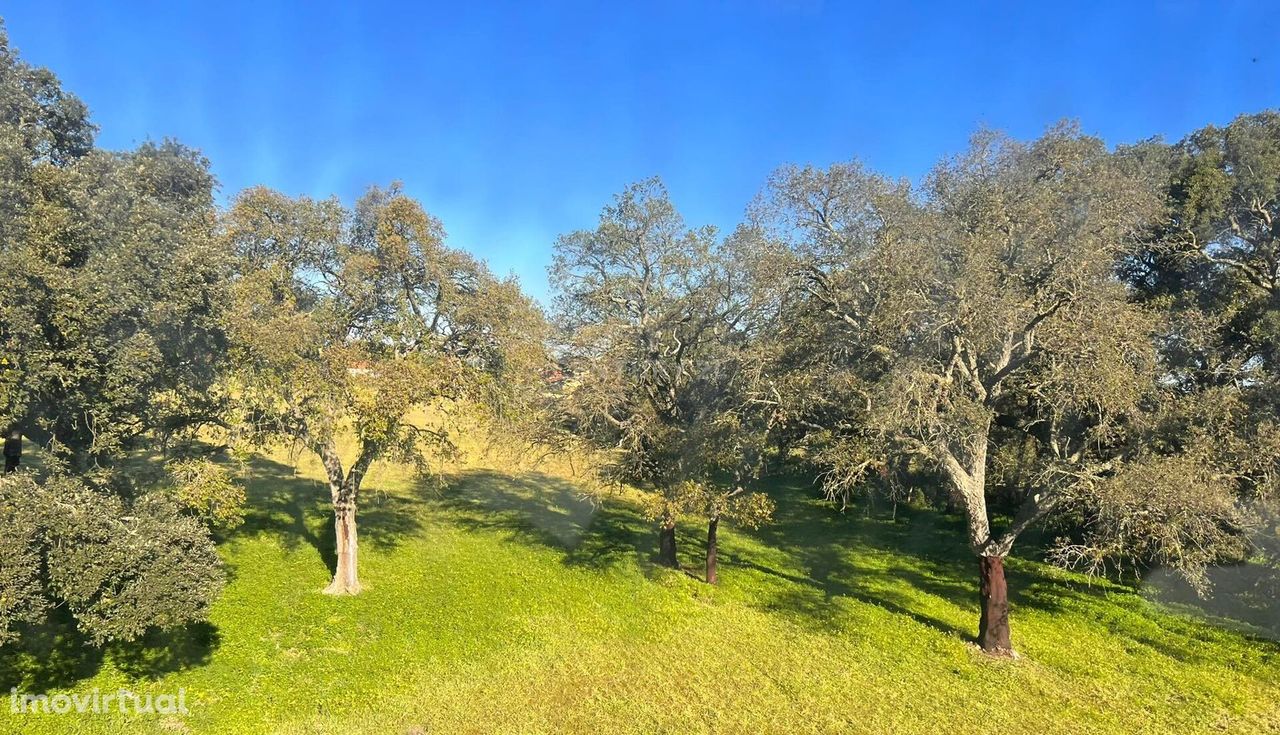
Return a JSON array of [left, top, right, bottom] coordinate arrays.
[[744, 125, 1265, 652], [222, 183, 546, 593], [0, 23, 227, 471], [1, 15, 1277, 666], [550, 179, 775, 578], [0, 24, 229, 646]]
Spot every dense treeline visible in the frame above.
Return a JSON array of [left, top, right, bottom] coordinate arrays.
[[0, 23, 233, 645], [0, 21, 1276, 657]]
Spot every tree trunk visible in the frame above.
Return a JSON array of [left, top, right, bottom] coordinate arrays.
[[314, 438, 377, 596], [658, 513, 678, 568], [324, 500, 361, 595], [3, 428, 20, 473], [977, 554, 1012, 654], [705, 516, 719, 584]]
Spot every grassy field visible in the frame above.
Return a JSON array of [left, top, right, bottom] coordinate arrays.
[[1, 449, 1278, 734]]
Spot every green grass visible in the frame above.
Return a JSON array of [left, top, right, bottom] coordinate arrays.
[[2, 451, 1278, 734]]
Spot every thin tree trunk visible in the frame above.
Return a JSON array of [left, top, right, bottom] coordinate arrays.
[[705, 516, 719, 584], [4, 427, 20, 473], [977, 554, 1012, 654], [658, 512, 678, 568], [324, 497, 361, 595]]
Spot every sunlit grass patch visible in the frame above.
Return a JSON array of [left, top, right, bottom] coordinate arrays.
[[2, 453, 1276, 734]]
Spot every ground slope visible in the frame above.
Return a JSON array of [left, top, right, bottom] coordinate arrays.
[[2, 453, 1277, 734]]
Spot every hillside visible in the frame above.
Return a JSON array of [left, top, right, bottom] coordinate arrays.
[[2, 452, 1277, 734]]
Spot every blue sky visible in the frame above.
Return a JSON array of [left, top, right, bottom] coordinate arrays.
[[4, 1, 1278, 301]]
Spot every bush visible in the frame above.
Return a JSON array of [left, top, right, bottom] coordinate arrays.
[[0, 472, 225, 646]]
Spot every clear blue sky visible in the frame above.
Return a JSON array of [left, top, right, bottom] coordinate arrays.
[[4, 1, 1278, 301]]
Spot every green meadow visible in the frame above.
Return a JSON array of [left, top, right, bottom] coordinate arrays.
[[2, 450, 1276, 735]]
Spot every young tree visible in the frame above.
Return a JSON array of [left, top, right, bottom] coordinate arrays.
[[551, 179, 774, 581], [755, 126, 1181, 653], [223, 184, 544, 594]]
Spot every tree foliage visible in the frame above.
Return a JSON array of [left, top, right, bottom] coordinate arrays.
[[0, 24, 228, 471], [223, 183, 546, 593], [0, 472, 224, 645], [745, 124, 1267, 651], [550, 179, 776, 574], [1118, 111, 1280, 592], [0, 24, 229, 649]]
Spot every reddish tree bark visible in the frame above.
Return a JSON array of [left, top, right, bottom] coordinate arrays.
[[705, 516, 719, 584], [977, 555, 1012, 654]]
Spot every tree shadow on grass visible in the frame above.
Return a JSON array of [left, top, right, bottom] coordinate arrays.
[[422, 469, 990, 642], [230, 454, 426, 578], [0, 611, 104, 691], [736, 477, 1280, 664], [724, 552, 973, 640], [419, 469, 655, 574], [0, 609, 219, 691], [407, 467, 1277, 666], [0, 452, 429, 692], [724, 481, 977, 640], [110, 623, 221, 681], [1139, 563, 1280, 641]]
